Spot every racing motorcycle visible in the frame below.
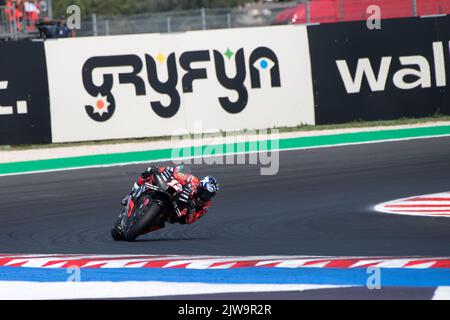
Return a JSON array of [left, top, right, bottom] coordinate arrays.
[[111, 171, 184, 242]]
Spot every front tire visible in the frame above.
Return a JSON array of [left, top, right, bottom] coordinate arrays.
[[111, 210, 127, 241], [111, 224, 124, 241], [124, 198, 161, 242]]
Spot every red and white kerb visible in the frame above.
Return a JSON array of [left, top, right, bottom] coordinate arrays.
[[375, 192, 450, 217]]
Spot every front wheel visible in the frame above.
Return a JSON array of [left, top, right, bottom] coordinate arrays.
[[124, 197, 161, 242], [111, 221, 125, 241], [111, 209, 128, 241]]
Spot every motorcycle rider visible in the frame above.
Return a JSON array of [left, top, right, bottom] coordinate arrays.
[[119, 165, 219, 234]]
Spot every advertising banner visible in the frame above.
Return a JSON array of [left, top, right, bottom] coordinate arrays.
[[0, 41, 51, 145], [308, 16, 450, 124], [45, 25, 315, 143]]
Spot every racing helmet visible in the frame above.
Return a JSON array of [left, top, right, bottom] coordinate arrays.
[[196, 176, 219, 202]]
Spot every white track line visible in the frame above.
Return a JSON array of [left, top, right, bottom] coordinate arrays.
[[433, 286, 450, 300], [0, 281, 349, 300]]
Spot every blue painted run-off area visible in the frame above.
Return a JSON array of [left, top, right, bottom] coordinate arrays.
[[1, 267, 450, 287]]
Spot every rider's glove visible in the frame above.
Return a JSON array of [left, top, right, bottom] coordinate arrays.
[[141, 166, 159, 179]]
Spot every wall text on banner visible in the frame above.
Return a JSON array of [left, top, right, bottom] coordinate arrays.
[[308, 16, 450, 125], [46, 26, 315, 143], [0, 42, 52, 145]]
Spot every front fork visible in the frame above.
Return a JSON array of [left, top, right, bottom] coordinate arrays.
[[114, 196, 134, 232]]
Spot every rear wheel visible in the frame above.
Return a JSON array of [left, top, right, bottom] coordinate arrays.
[[124, 196, 161, 242]]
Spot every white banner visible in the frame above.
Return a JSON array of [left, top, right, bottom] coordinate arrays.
[[45, 25, 315, 143]]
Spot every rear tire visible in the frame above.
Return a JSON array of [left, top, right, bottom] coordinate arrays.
[[124, 198, 161, 242]]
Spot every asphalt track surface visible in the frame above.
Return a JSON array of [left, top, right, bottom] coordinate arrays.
[[1, 136, 450, 256]]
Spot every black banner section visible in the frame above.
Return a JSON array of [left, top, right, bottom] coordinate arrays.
[[308, 16, 450, 124], [0, 41, 51, 144]]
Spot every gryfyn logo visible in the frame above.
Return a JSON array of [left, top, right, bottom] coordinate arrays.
[[336, 42, 447, 94], [82, 47, 281, 122], [0, 81, 28, 115]]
